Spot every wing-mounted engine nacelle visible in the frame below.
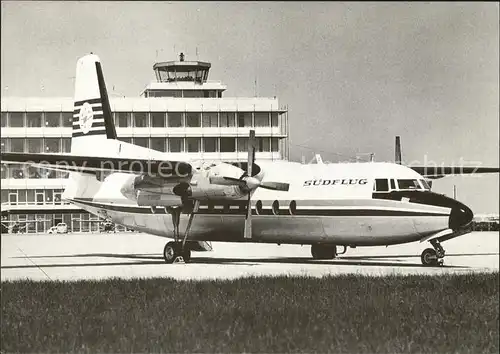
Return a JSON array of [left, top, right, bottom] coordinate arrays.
[[119, 175, 185, 207], [172, 182, 244, 200]]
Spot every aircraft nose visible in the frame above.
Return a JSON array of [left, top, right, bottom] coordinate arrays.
[[448, 200, 474, 231]]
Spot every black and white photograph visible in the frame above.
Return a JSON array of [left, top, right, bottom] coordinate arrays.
[[1, 2, 498, 353]]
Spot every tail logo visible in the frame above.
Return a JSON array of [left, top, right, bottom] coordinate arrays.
[[78, 102, 94, 134]]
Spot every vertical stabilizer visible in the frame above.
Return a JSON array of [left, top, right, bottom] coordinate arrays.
[[64, 54, 117, 201], [71, 54, 117, 155]]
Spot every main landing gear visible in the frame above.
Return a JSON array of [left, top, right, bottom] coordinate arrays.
[[421, 239, 445, 267], [311, 244, 344, 260], [163, 201, 200, 264]]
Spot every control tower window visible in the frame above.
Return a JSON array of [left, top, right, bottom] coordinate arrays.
[[45, 112, 61, 127], [204, 138, 218, 152], [183, 90, 204, 98], [254, 112, 269, 127], [133, 112, 148, 128], [220, 138, 236, 152], [202, 112, 218, 127], [168, 112, 184, 127], [237, 112, 252, 127], [186, 112, 201, 127], [27, 112, 42, 128], [220, 112, 235, 127], [151, 112, 165, 127]]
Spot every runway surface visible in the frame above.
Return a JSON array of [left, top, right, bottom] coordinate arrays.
[[1, 231, 498, 281]]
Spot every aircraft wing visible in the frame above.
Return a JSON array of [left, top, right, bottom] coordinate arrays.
[[1, 152, 192, 177], [410, 166, 500, 179]]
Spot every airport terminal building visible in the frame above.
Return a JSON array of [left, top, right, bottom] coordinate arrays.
[[1, 54, 289, 233]]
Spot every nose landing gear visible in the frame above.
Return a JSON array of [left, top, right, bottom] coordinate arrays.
[[421, 239, 445, 266]]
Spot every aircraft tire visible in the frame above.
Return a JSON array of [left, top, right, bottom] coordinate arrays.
[[182, 248, 191, 262], [163, 241, 178, 264], [311, 244, 336, 260], [421, 248, 440, 266]]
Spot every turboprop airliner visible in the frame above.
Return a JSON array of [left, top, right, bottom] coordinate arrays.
[[2, 54, 499, 266]]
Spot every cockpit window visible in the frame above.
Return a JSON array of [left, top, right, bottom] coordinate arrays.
[[419, 179, 431, 190], [374, 179, 389, 192], [397, 179, 421, 190]]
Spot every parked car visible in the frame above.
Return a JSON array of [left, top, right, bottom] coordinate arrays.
[[48, 223, 68, 234]]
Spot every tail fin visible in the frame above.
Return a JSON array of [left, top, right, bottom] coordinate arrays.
[[395, 136, 402, 165], [71, 54, 117, 155], [64, 54, 117, 200]]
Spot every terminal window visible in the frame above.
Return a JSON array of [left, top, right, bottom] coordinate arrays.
[[220, 112, 235, 127], [168, 112, 184, 127], [202, 112, 218, 127], [26, 138, 43, 153], [134, 138, 149, 148], [9, 112, 24, 127], [186, 112, 201, 127], [133, 112, 148, 128], [115, 112, 131, 127], [27, 112, 42, 128], [237, 112, 252, 127], [220, 138, 236, 152], [237, 138, 249, 152], [271, 113, 279, 127], [1, 113, 7, 127], [186, 137, 201, 152], [254, 112, 270, 127], [151, 138, 166, 152], [151, 112, 166, 127], [62, 112, 74, 127], [45, 138, 60, 153], [169, 138, 184, 152], [203, 137, 218, 152], [45, 112, 61, 127]]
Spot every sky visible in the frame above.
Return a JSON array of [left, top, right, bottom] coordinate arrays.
[[1, 2, 499, 214]]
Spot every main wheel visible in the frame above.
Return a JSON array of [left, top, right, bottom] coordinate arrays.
[[163, 241, 179, 264], [421, 248, 440, 266], [311, 244, 336, 260], [182, 248, 191, 262]]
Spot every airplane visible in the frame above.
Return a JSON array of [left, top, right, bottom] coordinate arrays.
[[1, 53, 499, 266]]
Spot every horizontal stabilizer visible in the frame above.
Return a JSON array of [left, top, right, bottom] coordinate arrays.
[[1, 152, 192, 177], [410, 166, 500, 179]]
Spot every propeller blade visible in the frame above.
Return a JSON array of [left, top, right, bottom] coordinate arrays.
[[209, 176, 244, 186], [244, 193, 252, 239], [259, 182, 290, 191], [247, 130, 256, 177]]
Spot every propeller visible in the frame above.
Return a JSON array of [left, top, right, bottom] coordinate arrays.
[[208, 130, 289, 239]]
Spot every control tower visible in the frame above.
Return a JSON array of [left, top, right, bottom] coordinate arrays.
[[141, 53, 226, 98]]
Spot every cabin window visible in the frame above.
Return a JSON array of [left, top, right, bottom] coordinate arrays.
[[374, 179, 389, 192], [398, 179, 420, 190]]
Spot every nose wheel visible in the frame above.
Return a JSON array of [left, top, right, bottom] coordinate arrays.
[[421, 240, 445, 266]]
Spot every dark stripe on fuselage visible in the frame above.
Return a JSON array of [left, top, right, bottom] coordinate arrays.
[[69, 198, 449, 217], [73, 107, 102, 115], [74, 98, 102, 107], [72, 129, 107, 138]]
